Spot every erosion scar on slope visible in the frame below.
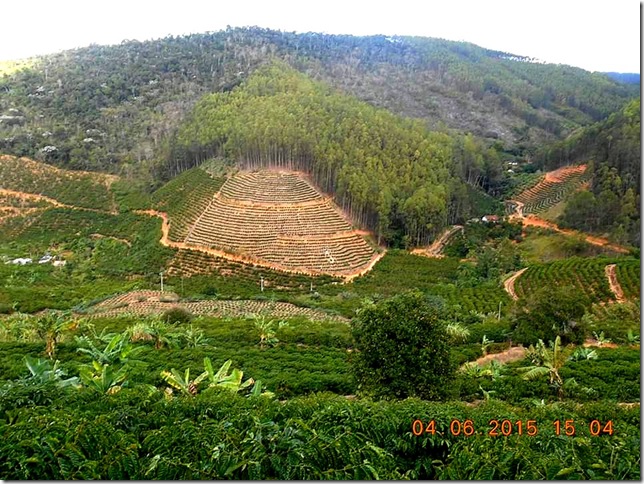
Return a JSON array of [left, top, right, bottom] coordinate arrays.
[[503, 267, 528, 301], [604, 264, 626, 303], [135, 209, 385, 281]]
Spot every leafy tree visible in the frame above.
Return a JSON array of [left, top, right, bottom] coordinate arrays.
[[350, 291, 455, 400], [512, 286, 587, 345]]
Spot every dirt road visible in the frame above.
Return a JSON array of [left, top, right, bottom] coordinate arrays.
[[412, 225, 464, 258], [604, 264, 626, 303], [503, 267, 528, 300]]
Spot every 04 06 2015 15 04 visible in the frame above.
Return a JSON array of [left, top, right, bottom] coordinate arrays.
[[411, 419, 615, 437]]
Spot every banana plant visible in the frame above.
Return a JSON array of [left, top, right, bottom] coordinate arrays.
[[445, 322, 470, 343], [626, 329, 640, 345], [253, 315, 288, 349], [480, 335, 492, 356], [181, 324, 210, 348], [78, 361, 128, 394], [568, 347, 598, 362], [30, 310, 76, 359], [592, 331, 612, 347], [75, 332, 143, 366], [160, 368, 207, 396], [518, 336, 568, 399], [141, 318, 183, 349], [23, 356, 80, 388], [160, 358, 274, 398]]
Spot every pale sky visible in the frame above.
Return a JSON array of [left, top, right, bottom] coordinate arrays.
[[2, 0, 641, 73]]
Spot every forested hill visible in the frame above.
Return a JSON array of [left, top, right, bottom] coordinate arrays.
[[0, 27, 638, 174], [537, 98, 640, 246], [172, 63, 494, 246]]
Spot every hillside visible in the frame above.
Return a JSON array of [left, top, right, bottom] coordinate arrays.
[[187, 171, 378, 276], [0, 154, 117, 211], [505, 164, 590, 216], [0, 27, 637, 176], [536, 98, 640, 245], [171, 64, 483, 246]]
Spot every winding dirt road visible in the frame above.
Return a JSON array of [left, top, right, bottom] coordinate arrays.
[[604, 264, 626, 303], [412, 225, 464, 258], [503, 267, 528, 300]]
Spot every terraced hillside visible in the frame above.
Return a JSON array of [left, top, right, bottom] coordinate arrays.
[[181, 171, 381, 277], [505, 164, 589, 215], [151, 167, 225, 242], [86, 290, 345, 322], [513, 257, 640, 305], [0, 155, 117, 212], [167, 248, 339, 289]]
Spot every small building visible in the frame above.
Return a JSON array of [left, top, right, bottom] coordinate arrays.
[[38, 254, 54, 264], [481, 215, 500, 223], [10, 258, 33, 265], [53, 260, 67, 268]]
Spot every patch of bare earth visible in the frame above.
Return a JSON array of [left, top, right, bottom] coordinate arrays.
[[411, 225, 464, 258], [604, 264, 626, 303], [86, 290, 346, 322], [474, 346, 527, 366], [503, 267, 528, 300], [137, 171, 387, 281], [544, 164, 587, 183]]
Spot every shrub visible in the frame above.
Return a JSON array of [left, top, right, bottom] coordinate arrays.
[[162, 307, 193, 325]]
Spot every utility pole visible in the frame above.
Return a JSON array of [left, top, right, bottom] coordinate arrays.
[[498, 301, 502, 320], [310, 281, 313, 292], [260, 276, 264, 292], [160, 271, 164, 292]]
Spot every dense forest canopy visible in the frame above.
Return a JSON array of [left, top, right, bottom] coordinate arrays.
[[171, 63, 504, 246], [0, 27, 637, 176]]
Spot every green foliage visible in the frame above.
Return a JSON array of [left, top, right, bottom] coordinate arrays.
[[151, 167, 224, 241], [512, 286, 587, 345], [174, 63, 458, 245], [22, 356, 80, 388], [518, 336, 567, 399], [514, 256, 636, 307], [0, 155, 115, 211], [351, 291, 455, 400], [74, 332, 143, 366], [252, 315, 288, 349], [161, 307, 193, 325], [543, 99, 640, 245], [0, 390, 639, 479], [0, 27, 635, 181], [78, 361, 129, 394]]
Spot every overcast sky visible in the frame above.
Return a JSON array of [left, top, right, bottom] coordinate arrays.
[[2, 0, 640, 73]]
